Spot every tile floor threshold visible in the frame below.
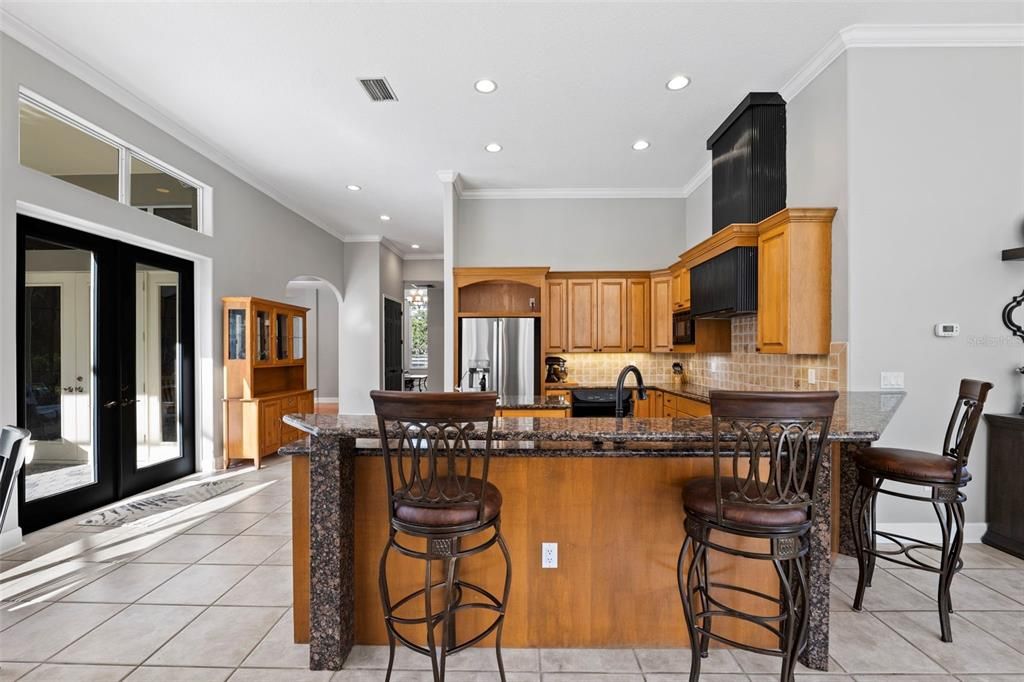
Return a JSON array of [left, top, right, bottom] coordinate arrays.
[[2, 456, 1023, 681]]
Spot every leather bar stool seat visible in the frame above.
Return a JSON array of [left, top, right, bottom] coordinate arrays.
[[853, 447, 971, 485], [683, 477, 810, 529], [394, 477, 503, 527]]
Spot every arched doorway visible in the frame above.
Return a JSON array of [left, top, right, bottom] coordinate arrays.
[[285, 276, 342, 415]]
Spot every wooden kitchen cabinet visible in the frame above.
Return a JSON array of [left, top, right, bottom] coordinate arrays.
[[670, 263, 691, 311], [756, 208, 836, 354], [626, 277, 650, 352], [652, 389, 664, 417], [223, 296, 313, 468], [597, 278, 627, 352], [567, 279, 598, 351], [650, 271, 672, 353], [544, 278, 568, 353], [632, 389, 651, 417], [674, 318, 732, 354]]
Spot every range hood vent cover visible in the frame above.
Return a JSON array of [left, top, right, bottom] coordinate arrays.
[[359, 78, 398, 102], [706, 92, 786, 233]]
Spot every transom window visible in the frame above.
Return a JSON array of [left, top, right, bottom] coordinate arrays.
[[18, 88, 210, 233]]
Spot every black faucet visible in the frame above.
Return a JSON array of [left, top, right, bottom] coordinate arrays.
[[615, 365, 647, 418]]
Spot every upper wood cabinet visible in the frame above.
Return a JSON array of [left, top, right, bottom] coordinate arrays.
[[756, 208, 836, 355], [567, 279, 598, 351], [596, 278, 627, 352], [626, 278, 650, 352], [544, 278, 568, 353], [650, 271, 672, 353], [670, 264, 691, 311]]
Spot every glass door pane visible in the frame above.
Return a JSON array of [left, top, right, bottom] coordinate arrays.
[[22, 237, 96, 501], [292, 315, 304, 360], [135, 265, 181, 468]]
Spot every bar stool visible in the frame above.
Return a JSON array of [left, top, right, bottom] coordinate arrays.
[[370, 390, 512, 682], [850, 379, 993, 642], [677, 390, 838, 682]]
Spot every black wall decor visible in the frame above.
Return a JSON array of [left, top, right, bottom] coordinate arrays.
[[1003, 289, 1024, 343], [707, 92, 787, 233]]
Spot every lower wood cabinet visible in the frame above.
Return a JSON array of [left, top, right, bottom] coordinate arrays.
[[497, 408, 571, 418], [224, 389, 314, 468], [647, 389, 710, 418]]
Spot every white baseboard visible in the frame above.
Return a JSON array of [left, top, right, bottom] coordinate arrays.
[[876, 522, 986, 545], [314, 396, 338, 404], [0, 526, 24, 553]]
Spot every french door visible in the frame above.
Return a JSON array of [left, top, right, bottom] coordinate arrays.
[[17, 215, 195, 532]]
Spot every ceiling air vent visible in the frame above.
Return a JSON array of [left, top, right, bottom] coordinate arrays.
[[359, 78, 397, 102]]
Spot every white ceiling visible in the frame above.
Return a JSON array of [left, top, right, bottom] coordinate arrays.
[[4, 2, 1021, 253]]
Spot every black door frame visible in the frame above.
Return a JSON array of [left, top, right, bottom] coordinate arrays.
[[16, 214, 196, 531]]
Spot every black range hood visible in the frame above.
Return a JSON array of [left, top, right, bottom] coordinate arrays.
[[690, 92, 786, 318], [707, 92, 787, 233]]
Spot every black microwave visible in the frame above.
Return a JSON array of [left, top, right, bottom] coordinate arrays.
[[672, 310, 695, 346]]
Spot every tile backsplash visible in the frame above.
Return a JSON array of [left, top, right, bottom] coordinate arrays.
[[551, 316, 847, 391]]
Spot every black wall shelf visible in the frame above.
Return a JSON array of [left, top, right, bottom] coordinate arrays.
[[1003, 247, 1024, 261]]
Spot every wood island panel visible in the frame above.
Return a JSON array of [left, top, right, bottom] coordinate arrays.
[[350, 456, 777, 649]]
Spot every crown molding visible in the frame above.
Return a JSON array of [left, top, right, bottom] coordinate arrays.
[[459, 187, 687, 200], [340, 234, 384, 243], [0, 8, 343, 240], [436, 170, 464, 197], [682, 22, 1024, 196], [680, 161, 711, 198], [840, 23, 1024, 49], [403, 253, 443, 261]]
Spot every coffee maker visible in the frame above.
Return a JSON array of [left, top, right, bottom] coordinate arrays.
[[545, 356, 568, 383]]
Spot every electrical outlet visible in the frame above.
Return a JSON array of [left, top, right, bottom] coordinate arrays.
[[808, 369, 817, 385], [880, 371, 905, 390], [541, 542, 558, 569]]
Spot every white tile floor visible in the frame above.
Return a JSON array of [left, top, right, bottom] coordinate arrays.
[[2, 455, 1023, 681]]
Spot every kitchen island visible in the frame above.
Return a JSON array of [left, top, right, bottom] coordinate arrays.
[[283, 390, 903, 671]]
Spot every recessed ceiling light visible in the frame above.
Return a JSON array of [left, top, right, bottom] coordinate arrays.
[[474, 79, 497, 94], [411, 244, 421, 249], [485, 142, 502, 153], [346, 184, 361, 191], [155, 187, 170, 194], [632, 139, 650, 151], [666, 75, 691, 91], [379, 214, 391, 221]]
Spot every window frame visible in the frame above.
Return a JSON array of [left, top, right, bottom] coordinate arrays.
[[18, 87, 212, 236]]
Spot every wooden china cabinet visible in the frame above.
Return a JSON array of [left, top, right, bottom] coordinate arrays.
[[222, 296, 314, 468]]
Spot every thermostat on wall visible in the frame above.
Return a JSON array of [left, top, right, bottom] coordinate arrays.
[[934, 323, 960, 337]]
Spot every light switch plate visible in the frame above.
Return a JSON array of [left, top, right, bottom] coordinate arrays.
[[880, 371, 905, 390], [808, 369, 817, 385]]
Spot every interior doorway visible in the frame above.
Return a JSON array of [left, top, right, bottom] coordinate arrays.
[[17, 214, 196, 532], [382, 297, 404, 391]]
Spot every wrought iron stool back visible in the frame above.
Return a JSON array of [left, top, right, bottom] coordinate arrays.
[[370, 390, 511, 682], [710, 391, 839, 534], [939, 379, 992, 486], [371, 390, 498, 534]]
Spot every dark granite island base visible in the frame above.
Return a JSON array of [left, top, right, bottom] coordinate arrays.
[[285, 391, 902, 672]]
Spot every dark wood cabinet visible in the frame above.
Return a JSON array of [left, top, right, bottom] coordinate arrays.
[[981, 414, 1024, 559]]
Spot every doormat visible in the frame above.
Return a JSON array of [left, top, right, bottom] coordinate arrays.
[[77, 479, 244, 527]]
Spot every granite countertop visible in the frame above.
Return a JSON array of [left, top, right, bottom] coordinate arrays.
[[284, 391, 905, 447]]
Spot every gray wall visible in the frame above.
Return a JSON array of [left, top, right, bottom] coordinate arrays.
[[456, 197, 687, 270], [786, 53, 849, 342], [339, 242, 381, 414], [684, 178, 712, 250], [846, 47, 1024, 525], [1, 35, 347, 541]]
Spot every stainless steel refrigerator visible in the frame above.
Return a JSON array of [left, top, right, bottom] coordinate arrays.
[[459, 318, 536, 396]]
